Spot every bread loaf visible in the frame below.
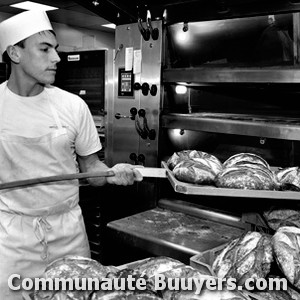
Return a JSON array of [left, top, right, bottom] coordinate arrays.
[[160, 265, 209, 280], [253, 290, 292, 300], [167, 150, 193, 170], [216, 167, 276, 190], [264, 277, 300, 300], [168, 150, 223, 185], [33, 256, 119, 300], [188, 150, 223, 175], [131, 256, 184, 278], [216, 153, 276, 190], [90, 286, 162, 300], [45, 255, 117, 279], [90, 291, 128, 300], [275, 167, 300, 191], [167, 150, 222, 172], [287, 286, 300, 300], [212, 231, 273, 286], [272, 226, 300, 289], [173, 160, 217, 185], [163, 288, 249, 300], [223, 153, 270, 169], [263, 208, 300, 231]]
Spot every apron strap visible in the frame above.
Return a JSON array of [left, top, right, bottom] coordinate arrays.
[[33, 217, 52, 261], [46, 90, 63, 130], [0, 82, 7, 132]]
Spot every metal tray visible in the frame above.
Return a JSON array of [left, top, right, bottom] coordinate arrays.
[[161, 161, 300, 200]]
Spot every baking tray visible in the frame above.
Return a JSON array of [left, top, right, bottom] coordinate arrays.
[[190, 243, 227, 276], [161, 161, 300, 200]]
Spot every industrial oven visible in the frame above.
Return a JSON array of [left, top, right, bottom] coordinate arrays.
[[77, 0, 300, 266]]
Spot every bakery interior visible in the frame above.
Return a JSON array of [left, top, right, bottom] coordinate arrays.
[[2, 0, 300, 299]]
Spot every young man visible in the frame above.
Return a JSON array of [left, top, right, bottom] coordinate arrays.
[[0, 10, 142, 299]]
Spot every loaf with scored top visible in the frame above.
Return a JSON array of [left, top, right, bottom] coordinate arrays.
[[275, 167, 300, 191], [168, 150, 223, 185], [216, 153, 277, 190], [263, 208, 300, 231], [212, 231, 273, 286], [272, 226, 300, 289], [167, 150, 222, 173]]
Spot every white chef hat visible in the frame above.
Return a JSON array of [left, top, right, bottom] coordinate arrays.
[[0, 10, 53, 54]]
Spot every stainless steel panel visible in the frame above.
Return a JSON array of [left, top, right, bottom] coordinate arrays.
[[138, 20, 162, 167], [104, 50, 115, 167], [106, 24, 142, 166], [106, 21, 162, 167]]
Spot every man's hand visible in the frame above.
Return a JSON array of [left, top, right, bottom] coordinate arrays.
[[78, 154, 143, 186], [107, 163, 143, 185]]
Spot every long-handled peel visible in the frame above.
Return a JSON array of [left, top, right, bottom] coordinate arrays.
[[0, 167, 167, 190], [0, 171, 115, 190]]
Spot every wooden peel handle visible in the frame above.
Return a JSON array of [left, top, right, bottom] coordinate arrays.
[[0, 167, 168, 191], [0, 170, 115, 190]]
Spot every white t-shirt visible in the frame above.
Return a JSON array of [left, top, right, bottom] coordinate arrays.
[[0, 82, 102, 159]]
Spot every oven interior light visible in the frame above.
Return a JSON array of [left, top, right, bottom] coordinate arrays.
[[171, 129, 185, 138], [175, 85, 187, 94], [92, 0, 100, 6], [10, 1, 58, 11], [102, 23, 116, 29], [176, 30, 189, 43]]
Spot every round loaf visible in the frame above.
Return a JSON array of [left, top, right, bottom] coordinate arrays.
[[45, 255, 118, 279], [215, 167, 276, 190], [167, 150, 222, 173], [34, 256, 118, 300], [223, 153, 271, 169], [167, 150, 192, 170], [212, 231, 273, 286], [272, 226, 300, 289], [173, 159, 217, 185], [188, 150, 223, 174]]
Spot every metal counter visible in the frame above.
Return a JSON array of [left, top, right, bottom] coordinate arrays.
[[106, 207, 244, 264]]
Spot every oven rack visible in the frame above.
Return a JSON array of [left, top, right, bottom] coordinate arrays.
[[161, 113, 300, 141]]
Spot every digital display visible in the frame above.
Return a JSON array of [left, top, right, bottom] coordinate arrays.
[[120, 73, 132, 92], [118, 68, 134, 97]]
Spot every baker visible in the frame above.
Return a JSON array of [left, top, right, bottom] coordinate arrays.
[[0, 10, 142, 299]]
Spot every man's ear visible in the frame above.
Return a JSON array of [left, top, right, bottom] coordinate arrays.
[[6, 45, 21, 64]]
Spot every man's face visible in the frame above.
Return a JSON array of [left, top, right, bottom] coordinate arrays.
[[17, 30, 61, 85]]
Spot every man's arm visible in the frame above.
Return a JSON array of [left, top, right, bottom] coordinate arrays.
[[77, 153, 143, 186]]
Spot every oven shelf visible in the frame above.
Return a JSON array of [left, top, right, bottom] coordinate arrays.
[[162, 161, 300, 200], [163, 67, 300, 84], [161, 113, 300, 141]]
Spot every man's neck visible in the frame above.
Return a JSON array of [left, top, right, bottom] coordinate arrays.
[[7, 73, 44, 97]]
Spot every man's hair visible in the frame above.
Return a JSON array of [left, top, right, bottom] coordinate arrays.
[[2, 30, 56, 63]]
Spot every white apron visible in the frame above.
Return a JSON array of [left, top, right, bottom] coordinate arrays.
[[0, 83, 90, 299]]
